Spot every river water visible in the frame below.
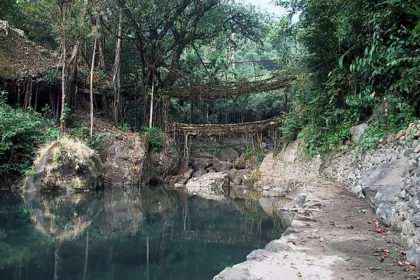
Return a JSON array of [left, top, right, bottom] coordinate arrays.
[[0, 187, 286, 280]]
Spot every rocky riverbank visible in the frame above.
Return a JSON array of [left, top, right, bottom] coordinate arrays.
[[214, 178, 418, 280], [214, 121, 420, 279]]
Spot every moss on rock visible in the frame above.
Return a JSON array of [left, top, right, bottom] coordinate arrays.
[[25, 138, 103, 192]]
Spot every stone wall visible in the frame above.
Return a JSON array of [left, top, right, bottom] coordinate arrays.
[[320, 121, 420, 266], [259, 121, 420, 265]]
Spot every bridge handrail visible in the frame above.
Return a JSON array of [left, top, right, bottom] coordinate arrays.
[[165, 74, 295, 99], [167, 117, 283, 136]]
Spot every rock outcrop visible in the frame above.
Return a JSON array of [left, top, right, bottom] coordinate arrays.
[[143, 135, 179, 184], [99, 134, 146, 186], [186, 172, 230, 200], [25, 138, 103, 192], [256, 120, 420, 266]]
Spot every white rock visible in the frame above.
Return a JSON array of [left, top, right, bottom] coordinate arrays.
[[186, 172, 229, 200]]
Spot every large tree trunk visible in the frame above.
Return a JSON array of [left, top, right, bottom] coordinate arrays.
[[111, 10, 122, 124], [90, 37, 98, 138]]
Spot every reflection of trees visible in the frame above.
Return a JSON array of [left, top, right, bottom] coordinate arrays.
[[1, 187, 286, 279]]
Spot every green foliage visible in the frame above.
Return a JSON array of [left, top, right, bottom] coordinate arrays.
[[68, 126, 111, 150], [276, 0, 420, 156], [117, 123, 132, 133], [357, 95, 415, 152], [142, 127, 165, 151], [0, 92, 60, 177], [68, 126, 90, 139], [243, 148, 265, 165], [88, 132, 112, 150]]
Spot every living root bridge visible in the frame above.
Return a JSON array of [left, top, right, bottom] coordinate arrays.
[[167, 117, 283, 171], [165, 74, 295, 99], [168, 117, 283, 136]]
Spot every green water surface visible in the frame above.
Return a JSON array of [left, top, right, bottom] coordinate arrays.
[[0, 187, 285, 280]]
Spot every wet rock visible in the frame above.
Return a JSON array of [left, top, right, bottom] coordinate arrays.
[[213, 158, 233, 171], [25, 138, 103, 192], [186, 172, 230, 200]]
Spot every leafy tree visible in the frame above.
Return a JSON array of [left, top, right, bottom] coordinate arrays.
[[0, 92, 60, 183], [276, 0, 420, 155]]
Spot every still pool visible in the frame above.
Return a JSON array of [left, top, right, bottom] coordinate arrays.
[[0, 187, 286, 280]]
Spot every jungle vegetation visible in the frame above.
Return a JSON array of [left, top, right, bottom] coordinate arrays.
[[1, 0, 420, 180]]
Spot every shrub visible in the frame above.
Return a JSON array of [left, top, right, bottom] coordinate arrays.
[[142, 127, 165, 151], [0, 91, 60, 177]]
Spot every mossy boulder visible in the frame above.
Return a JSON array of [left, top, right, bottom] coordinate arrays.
[[25, 138, 103, 192]]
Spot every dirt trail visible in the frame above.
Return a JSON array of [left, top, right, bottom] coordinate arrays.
[[215, 178, 420, 280]]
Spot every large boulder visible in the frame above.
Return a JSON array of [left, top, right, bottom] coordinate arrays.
[[99, 134, 146, 186], [217, 147, 240, 162], [186, 172, 230, 200], [361, 159, 406, 226], [25, 138, 103, 192], [191, 158, 212, 171], [213, 158, 233, 171]]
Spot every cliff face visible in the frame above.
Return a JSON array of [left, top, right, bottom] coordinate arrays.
[[0, 19, 57, 80]]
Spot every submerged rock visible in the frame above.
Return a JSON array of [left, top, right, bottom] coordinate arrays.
[[186, 172, 230, 200], [25, 138, 103, 192]]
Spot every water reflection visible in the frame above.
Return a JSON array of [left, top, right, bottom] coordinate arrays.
[[0, 187, 287, 280]]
